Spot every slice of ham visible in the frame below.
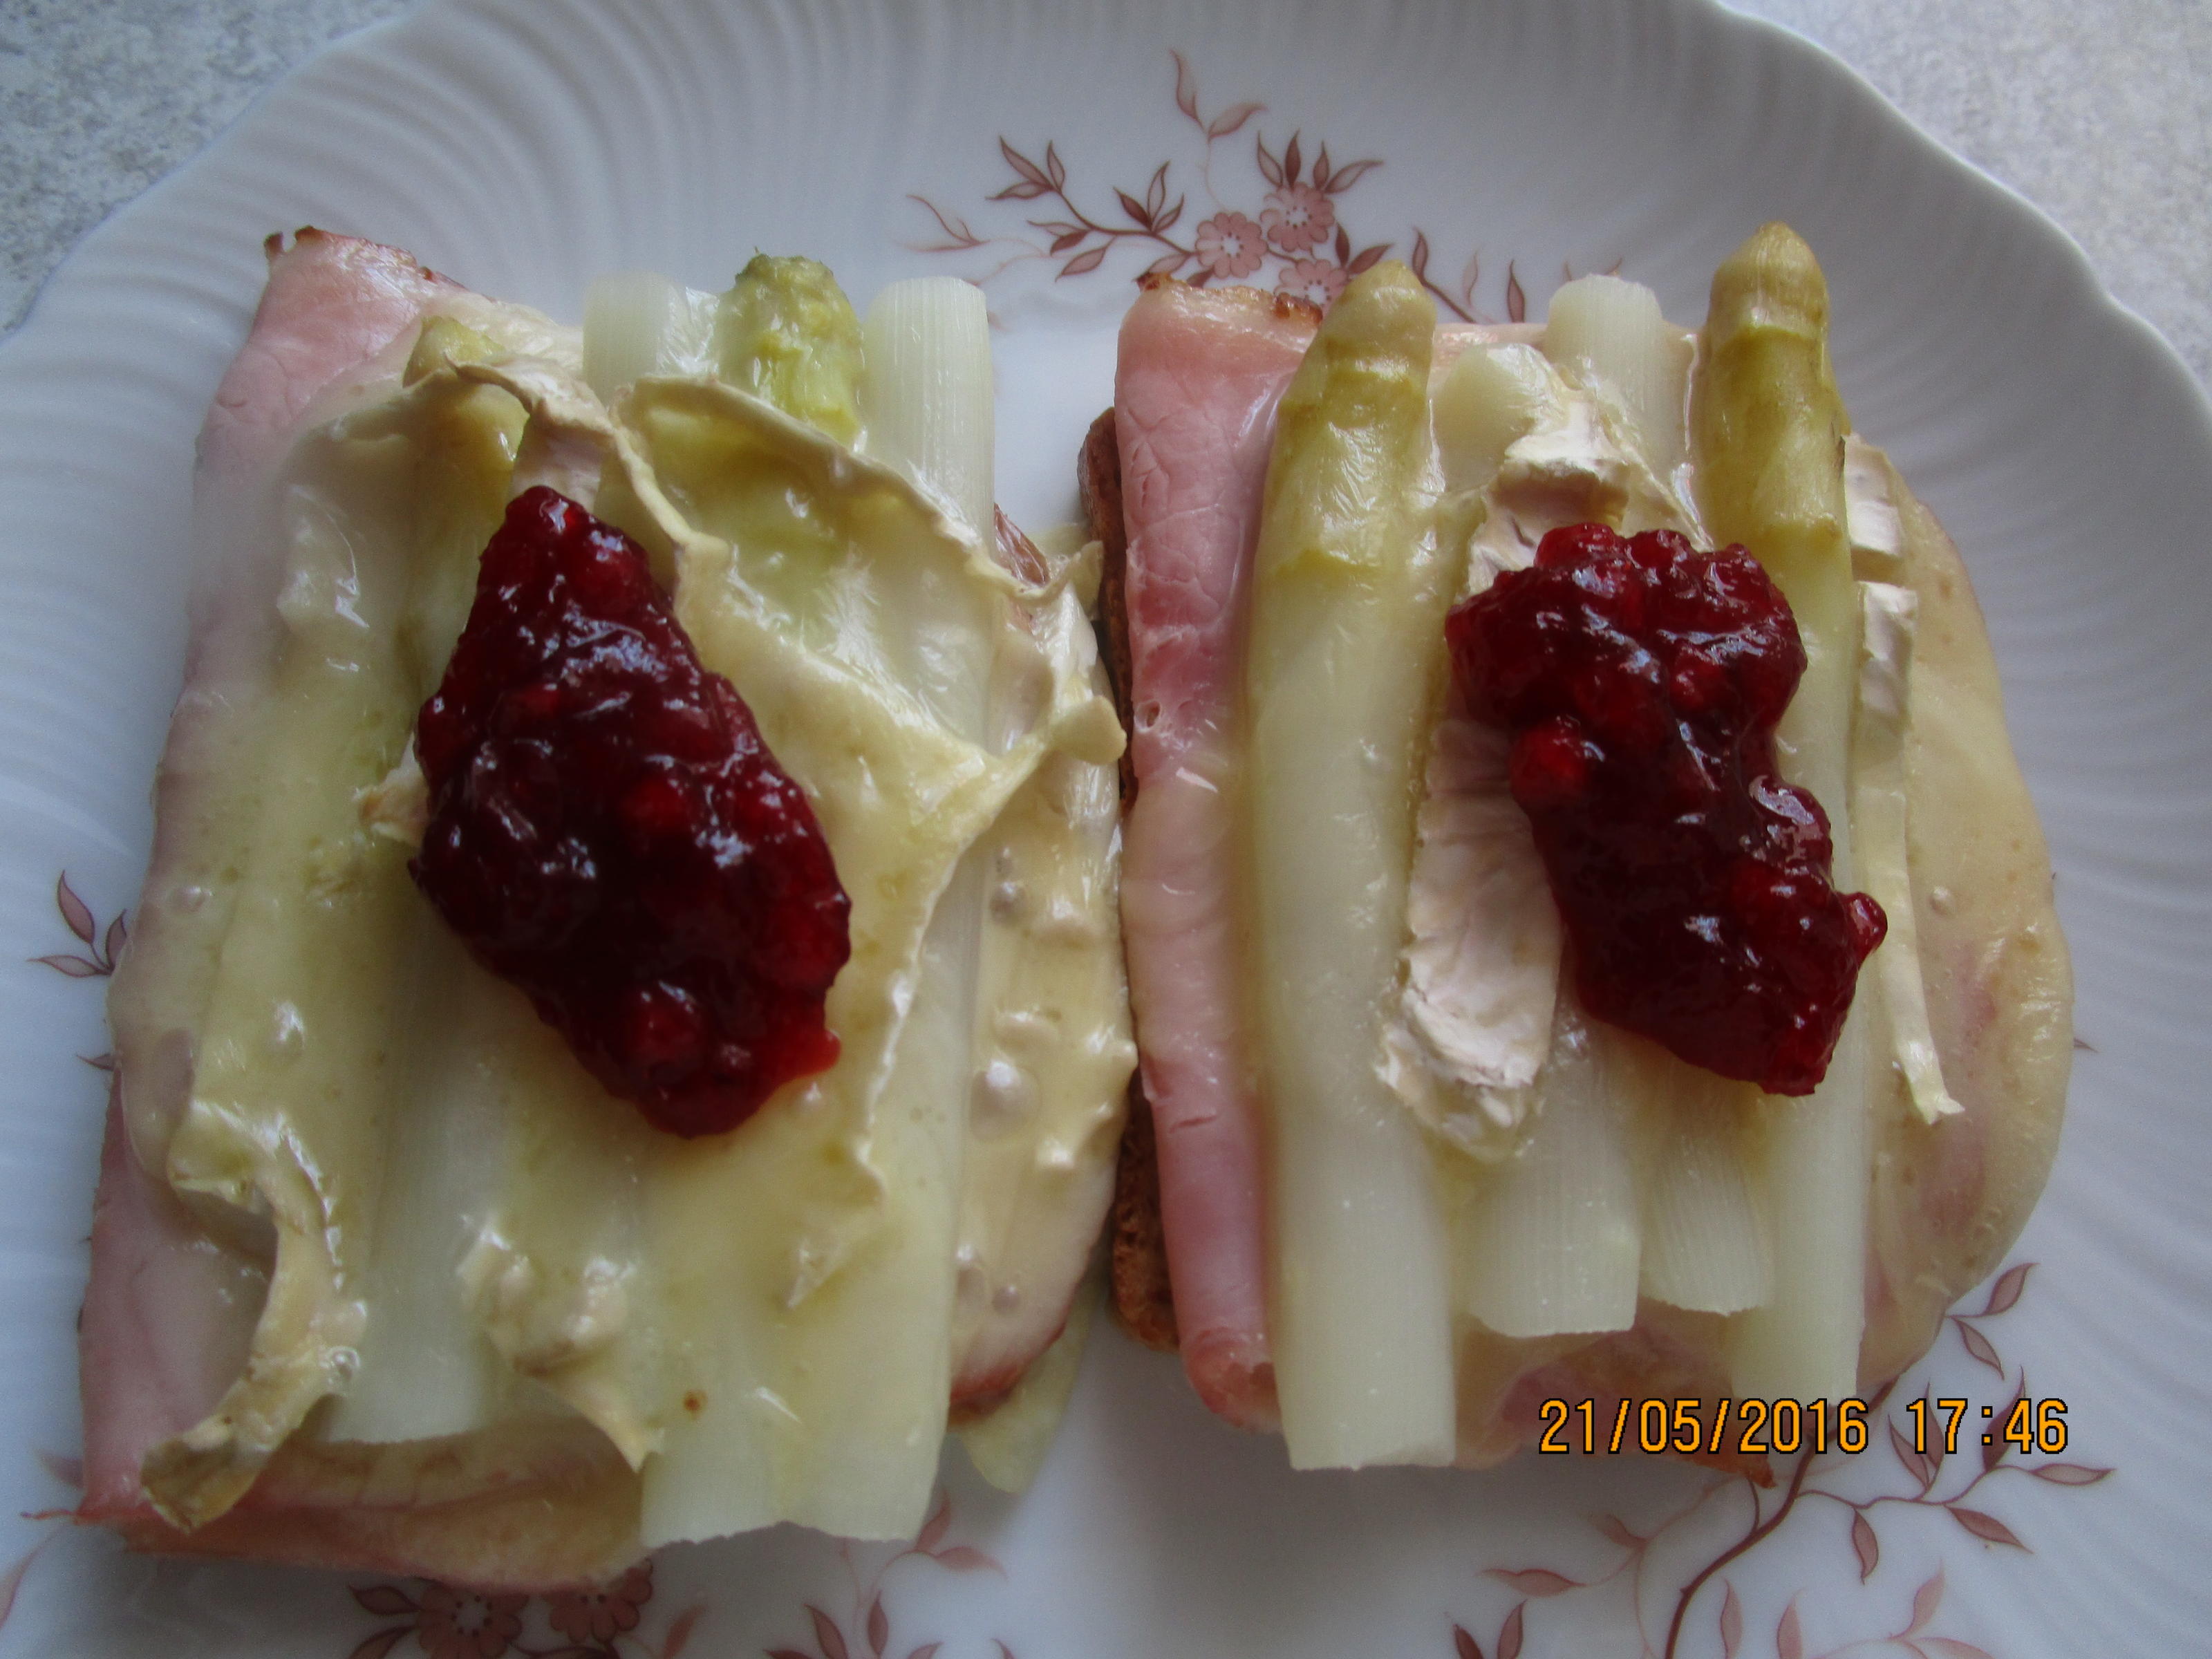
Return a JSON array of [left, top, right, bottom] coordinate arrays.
[[80, 1087, 263, 1521], [202, 229, 457, 482], [83, 1088, 638, 1586], [90, 229, 460, 1510], [1112, 279, 1317, 1427], [85, 229, 646, 1585], [114, 229, 460, 1165]]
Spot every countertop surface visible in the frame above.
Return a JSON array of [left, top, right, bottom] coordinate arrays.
[[4, 0, 2208, 391]]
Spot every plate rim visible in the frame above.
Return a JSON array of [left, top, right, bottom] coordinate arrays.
[[0, 2, 2204, 1655]]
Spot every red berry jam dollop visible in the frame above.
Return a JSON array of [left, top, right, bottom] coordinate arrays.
[[413, 486, 849, 1136], [1446, 523, 1884, 1096]]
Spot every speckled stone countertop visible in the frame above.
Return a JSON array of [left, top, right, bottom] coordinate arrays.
[[4, 0, 2208, 389]]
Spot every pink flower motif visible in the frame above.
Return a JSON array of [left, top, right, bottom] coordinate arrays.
[[415, 1584, 527, 1659], [1260, 183, 1335, 254], [1192, 212, 1266, 279], [1277, 259, 1347, 308], [547, 1562, 653, 1645]]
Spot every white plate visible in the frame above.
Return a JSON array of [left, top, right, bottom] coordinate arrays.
[[2, 1, 2208, 1654]]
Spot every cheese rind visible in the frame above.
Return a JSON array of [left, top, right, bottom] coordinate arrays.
[[1855, 579, 1962, 1125]]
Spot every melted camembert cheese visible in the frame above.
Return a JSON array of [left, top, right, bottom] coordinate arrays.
[[112, 310, 1132, 1548]]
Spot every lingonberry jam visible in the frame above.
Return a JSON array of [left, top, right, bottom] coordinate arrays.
[[413, 487, 849, 1136], [1447, 523, 1884, 1096]]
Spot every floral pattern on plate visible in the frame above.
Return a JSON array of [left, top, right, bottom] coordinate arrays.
[[1444, 1266, 2110, 1659], [330, 1491, 1012, 1659], [345, 1561, 688, 1659], [912, 51, 1535, 322], [18, 6, 2184, 1649]]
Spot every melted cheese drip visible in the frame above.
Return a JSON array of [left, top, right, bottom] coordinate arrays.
[[951, 528, 1133, 1400]]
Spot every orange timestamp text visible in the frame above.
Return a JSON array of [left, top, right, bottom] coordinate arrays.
[[1905, 1395, 2068, 1456], [1537, 1396, 1870, 1458]]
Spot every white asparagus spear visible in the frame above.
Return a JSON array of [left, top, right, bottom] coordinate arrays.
[[1246, 263, 1460, 1468], [1691, 223, 1872, 1403]]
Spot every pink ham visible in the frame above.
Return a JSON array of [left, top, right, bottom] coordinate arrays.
[[81, 230, 649, 1586], [79, 1087, 261, 1520], [119, 229, 454, 1137], [82, 1086, 637, 1586], [90, 229, 458, 1503], [200, 229, 455, 481], [1113, 281, 1315, 1428]]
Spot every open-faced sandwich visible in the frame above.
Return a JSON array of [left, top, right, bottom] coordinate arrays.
[[82, 230, 1134, 1585], [1087, 224, 2071, 1473], [79, 214, 2072, 1586]]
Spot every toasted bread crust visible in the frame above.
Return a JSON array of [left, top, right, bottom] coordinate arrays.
[[1134, 270, 1323, 329], [1080, 406, 1137, 806], [1109, 1082, 1179, 1351], [1080, 406, 1179, 1351]]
